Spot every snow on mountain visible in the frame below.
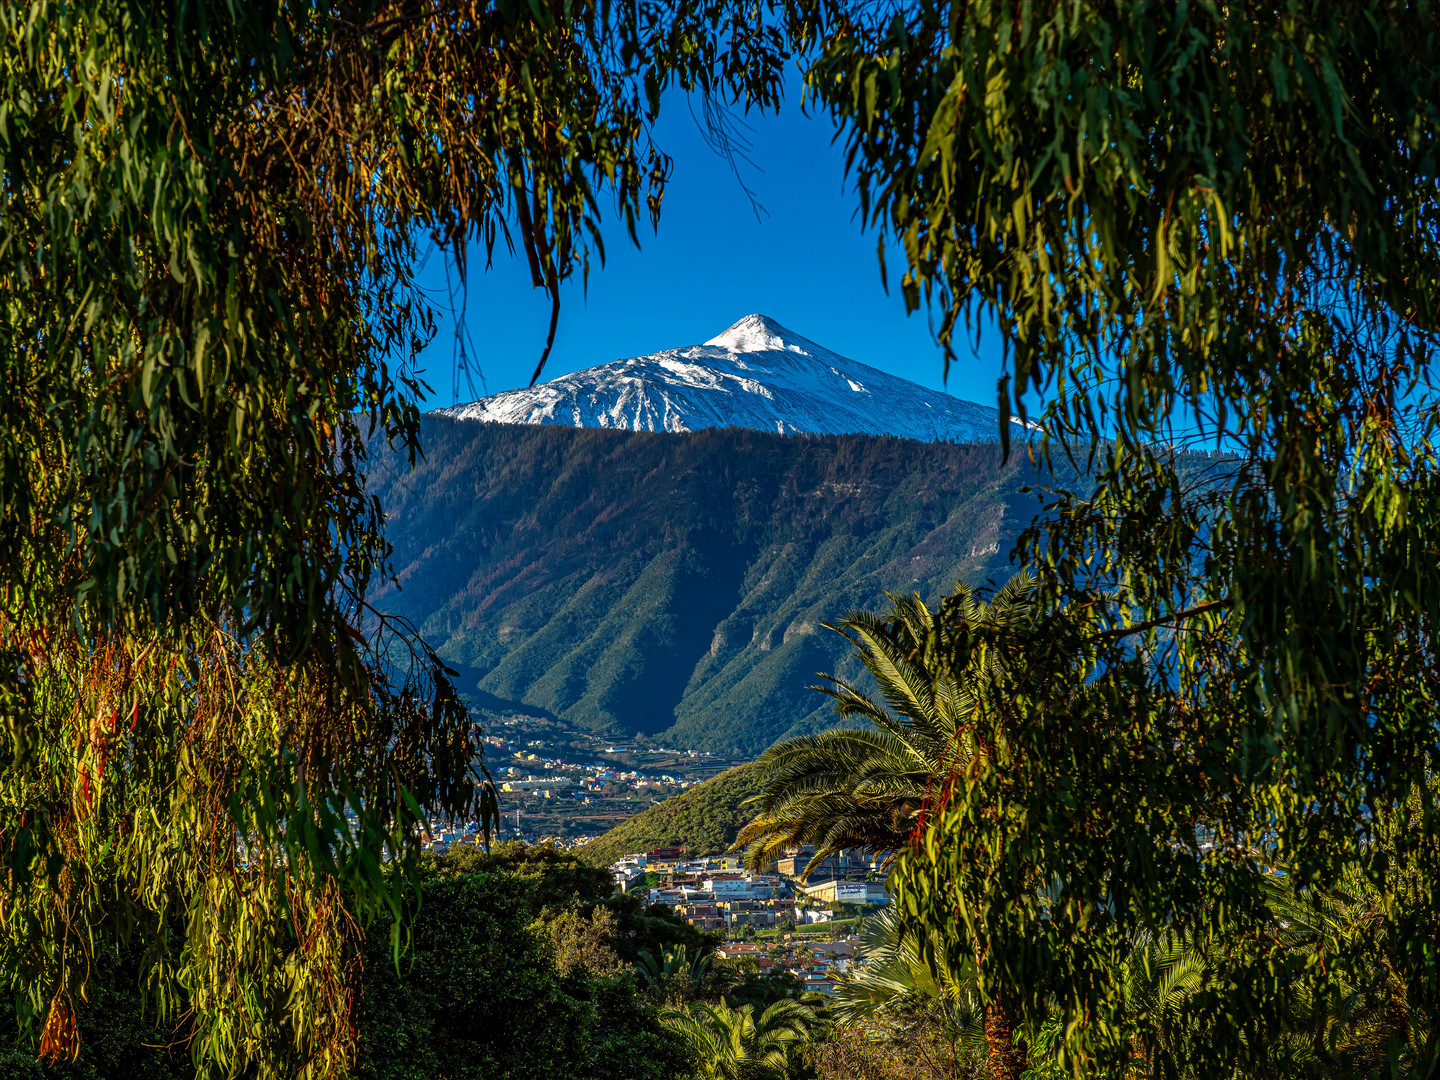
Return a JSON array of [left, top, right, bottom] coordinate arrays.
[[435, 314, 1017, 443]]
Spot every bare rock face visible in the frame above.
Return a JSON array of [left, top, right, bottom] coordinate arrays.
[[436, 314, 1017, 444]]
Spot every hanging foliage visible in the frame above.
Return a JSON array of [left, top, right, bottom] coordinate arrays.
[[805, 3, 1440, 1076], [0, 0, 816, 1074]]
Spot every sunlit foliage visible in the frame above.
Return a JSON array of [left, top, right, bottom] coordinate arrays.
[[805, 3, 1440, 1075]]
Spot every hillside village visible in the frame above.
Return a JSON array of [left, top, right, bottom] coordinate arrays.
[[604, 846, 891, 996], [401, 801, 892, 1000], [406, 808, 894, 1001]]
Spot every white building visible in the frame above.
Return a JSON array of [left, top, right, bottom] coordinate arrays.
[[704, 874, 785, 899], [611, 865, 644, 891], [801, 879, 889, 904]]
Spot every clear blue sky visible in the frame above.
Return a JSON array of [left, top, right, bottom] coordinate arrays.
[[411, 82, 1009, 414]]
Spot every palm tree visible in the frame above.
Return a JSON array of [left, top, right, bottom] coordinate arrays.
[[636, 943, 713, 984], [1115, 929, 1208, 1075], [734, 571, 1037, 876], [825, 905, 989, 1079], [1245, 868, 1423, 1078], [832, 905, 983, 1033], [835, 905, 1210, 1079], [662, 998, 817, 1080], [735, 572, 1038, 1080], [1092, 868, 1421, 1079], [636, 943, 732, 1006]]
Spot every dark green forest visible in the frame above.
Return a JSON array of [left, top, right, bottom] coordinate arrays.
[[367, 420, 1046, 753]]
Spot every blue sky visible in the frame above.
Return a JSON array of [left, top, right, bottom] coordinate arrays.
[[410, 83, 1009, 414]]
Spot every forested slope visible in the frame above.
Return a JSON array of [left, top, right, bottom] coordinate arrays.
[[576, 765, 764, 867], [367, 419, 1039, 753]]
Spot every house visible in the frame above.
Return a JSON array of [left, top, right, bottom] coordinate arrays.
[[718, 897, 791, 927], [776, 848, 870, 877], [704, 875, 786, 900], [715, 943, 765, 960], [723, 908, 778, 930], [800, 879, 889, 905], [610, 865, 645, 891], [795, 907, 833, 924], [674, 902, 725, 931], [500, 777, 574, 793]]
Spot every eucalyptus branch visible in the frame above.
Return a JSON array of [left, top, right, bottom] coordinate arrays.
[[1095, 598, 1233, 641]]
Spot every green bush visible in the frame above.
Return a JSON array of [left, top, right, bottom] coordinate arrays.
[[354, 845, 700, 1080], [0, 1051, 42, 1080], [0, 844, 699, 1080], [0, 945, 190, 1080]]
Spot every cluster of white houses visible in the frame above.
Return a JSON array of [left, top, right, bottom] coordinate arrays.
[[608, 846, 889, 934]]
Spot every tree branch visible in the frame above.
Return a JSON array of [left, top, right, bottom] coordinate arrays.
[[1096, 597, 1232, 641]]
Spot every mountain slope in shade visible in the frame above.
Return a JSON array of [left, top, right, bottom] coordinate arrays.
[[367, 420, 1043, 755], [437, 314, 1016, 443]]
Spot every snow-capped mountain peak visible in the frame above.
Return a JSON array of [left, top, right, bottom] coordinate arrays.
[[703, 313, 811, 354], [435, 314, 1016, 443]]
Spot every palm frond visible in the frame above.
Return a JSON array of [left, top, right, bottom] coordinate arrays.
[[739, 574, 1038, 875]]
